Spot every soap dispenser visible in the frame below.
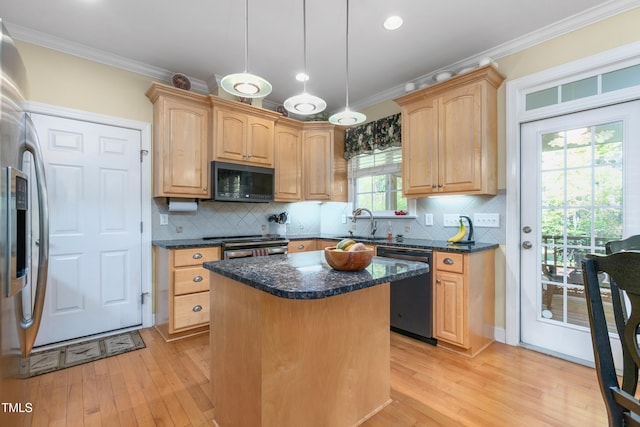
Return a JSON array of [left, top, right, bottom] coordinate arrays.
[[386, 221, 393, 241]]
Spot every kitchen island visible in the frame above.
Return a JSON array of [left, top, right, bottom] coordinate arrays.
[[204, 250, 430, 427]]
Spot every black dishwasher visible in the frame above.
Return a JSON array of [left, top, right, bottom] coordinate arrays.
[[377, 246, 436, 345]]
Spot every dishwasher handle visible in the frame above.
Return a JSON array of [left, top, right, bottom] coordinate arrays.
[[384, 253, 429, 263], [377, 247, 431, 263]]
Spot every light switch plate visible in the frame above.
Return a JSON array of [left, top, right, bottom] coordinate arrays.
[[424, 213, 433, 226], [159, 214, 168, 225], [474, 213, 500, 227], [443, 214, 461, 227]]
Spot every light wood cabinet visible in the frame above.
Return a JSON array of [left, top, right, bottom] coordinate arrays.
[[331, 129, 348, 202], [146, 83, 211, 198], [302, 123, 347, 201], [433, 249, 495, 357], [212, 99, 279, 167], [303, 124, 332, 200], [394, 65, 504, 197], [154, 246, 221, 341], [274, 119, 303, 201]]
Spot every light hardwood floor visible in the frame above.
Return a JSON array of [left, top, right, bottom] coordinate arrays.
[[24, 328, 608, 426]]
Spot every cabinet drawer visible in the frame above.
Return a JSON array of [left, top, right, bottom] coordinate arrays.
[[288, 240, 316, 253], [173, 292, 210, 330], [174, 266, 210, 295], [174, 247, 220, 267], [435, 252, 464, 274]]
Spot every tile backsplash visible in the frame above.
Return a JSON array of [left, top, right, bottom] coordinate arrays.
[[151, 190, 506, 244]]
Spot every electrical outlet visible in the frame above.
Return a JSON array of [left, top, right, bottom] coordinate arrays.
[[474, 213, 500, 227], [159, 214, 168, 225], [404, 225, 411, 233], [443, 214, 461, 227], [424, 213, 433, 226], [341, 214, 347, 224]]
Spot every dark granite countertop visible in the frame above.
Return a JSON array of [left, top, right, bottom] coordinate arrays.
[[153, 234, 497, 253], [203, 250, 430, 300]]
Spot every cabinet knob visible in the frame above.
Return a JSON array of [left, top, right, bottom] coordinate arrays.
[[436, 279, 441, 284], [193, 275, 203, 282], [192, 253, 203, 259], [432, 184, 437, 188], [438, 184, 443, 188], [443, 257, 454, 265], [203, 187, 208, 191], [192, 305, 203, 312], [297, 244, 305, 249]]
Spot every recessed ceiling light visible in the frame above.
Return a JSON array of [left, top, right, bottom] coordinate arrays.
[[296, 72, 309, 82], [383, 15, 403, 31]]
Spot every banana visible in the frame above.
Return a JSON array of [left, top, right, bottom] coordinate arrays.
[[447, 219, 467, 243]]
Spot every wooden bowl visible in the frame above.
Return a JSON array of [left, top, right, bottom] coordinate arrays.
[[324, 246, 374, 271]]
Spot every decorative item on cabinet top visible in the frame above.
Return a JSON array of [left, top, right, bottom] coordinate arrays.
[[171, 73, 191, 90]]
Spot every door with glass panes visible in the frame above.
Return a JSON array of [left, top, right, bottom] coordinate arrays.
[[520, 101, 640, 363]]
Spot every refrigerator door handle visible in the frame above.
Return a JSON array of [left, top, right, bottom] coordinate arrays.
[[20, 113, 49, 356]]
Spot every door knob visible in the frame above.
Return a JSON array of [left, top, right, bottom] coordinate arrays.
[[522, 226, 532, 233], [522, 241, 532, 249]]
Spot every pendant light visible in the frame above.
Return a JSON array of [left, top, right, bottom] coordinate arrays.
[[329, 0, 366, 126], [283, 0, 326, 115], [220, 0, 272, 98]]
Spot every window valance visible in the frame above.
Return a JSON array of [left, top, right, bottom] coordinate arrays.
[[343, 113, 401, 160]]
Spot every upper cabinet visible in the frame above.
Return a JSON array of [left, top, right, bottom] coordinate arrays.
[[331, 128, 348, 202], [212, 97, 280, 167], [274, 118, 303, 202], [394, 65, 505, 197], [302, 122, 347, 201], [146, 83, 211, 198], [146, 84, 349, 201]]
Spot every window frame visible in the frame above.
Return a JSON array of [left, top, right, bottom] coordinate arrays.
[[347, 147, 417, 219]]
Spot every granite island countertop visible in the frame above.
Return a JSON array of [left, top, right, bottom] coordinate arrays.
[[203, 250, 429, 300]]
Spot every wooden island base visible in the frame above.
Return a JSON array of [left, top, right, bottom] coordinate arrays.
[[210, 273, 391, 427]]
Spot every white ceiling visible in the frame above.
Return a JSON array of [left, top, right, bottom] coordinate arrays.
[[2, 0, 638, 116]]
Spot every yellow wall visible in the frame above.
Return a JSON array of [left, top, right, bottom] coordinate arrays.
[[16, 41, 155, 123], [15, 7, 640, 334]]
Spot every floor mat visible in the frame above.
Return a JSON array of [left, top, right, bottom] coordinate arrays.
[[21, 330, 145, 378]]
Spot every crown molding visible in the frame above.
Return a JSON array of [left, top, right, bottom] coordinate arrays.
[[6, 0, 640, 110], [5, 22, 211, 94]]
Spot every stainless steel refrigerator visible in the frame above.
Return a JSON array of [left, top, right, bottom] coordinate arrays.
[[0, 19, 49, 423]]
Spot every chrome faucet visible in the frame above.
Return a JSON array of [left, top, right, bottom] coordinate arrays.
[[352, 208, 377, 239]]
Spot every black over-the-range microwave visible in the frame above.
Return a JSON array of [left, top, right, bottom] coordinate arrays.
[[210, 161, 275, 203]]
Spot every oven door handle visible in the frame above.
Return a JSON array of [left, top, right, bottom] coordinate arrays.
[[267, 246, 288, 255], [224, 249, 253, 259]]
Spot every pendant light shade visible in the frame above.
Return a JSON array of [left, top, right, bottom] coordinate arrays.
[[221, 0, 272, 99], [284, 0, 326, 115], [329, 0, 366, 126]]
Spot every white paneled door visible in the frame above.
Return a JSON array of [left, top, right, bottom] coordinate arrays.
[[31, 113, 143, 346]]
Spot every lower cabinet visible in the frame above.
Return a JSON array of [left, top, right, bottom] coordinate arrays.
[[433, 249, 495, 357], [154, 246, 221, 341]]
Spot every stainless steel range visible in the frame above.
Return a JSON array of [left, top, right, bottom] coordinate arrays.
[[204, 235, 289, 259]]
